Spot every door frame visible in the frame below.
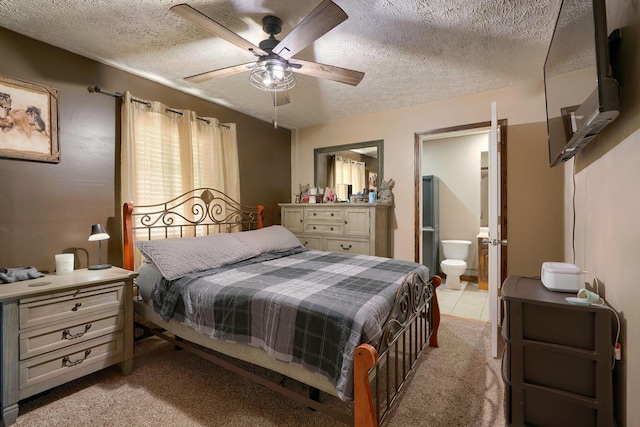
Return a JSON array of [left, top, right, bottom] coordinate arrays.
[[413, 120, 508, 284]]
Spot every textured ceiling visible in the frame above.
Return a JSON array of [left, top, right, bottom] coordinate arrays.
[[0, 0, 560, 129]]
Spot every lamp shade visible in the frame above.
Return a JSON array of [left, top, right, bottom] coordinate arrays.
[[88, 223, 111, 270], [88, 224, 110, 241]]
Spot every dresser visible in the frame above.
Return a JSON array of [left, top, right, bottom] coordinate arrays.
[[279, 203, 391, 257], [501, 275, 614, 426], [0, 267, 137, 426]]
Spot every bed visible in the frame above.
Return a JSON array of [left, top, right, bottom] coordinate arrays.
[[122, 188, 441, 426]]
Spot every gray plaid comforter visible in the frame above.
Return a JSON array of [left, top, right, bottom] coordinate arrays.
[[151, 249, 432, 400]]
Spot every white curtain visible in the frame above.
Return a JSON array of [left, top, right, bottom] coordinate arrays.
[[332, 155, 366, 195], [350, 159, 366, 194], [121, 92, 239, 265]]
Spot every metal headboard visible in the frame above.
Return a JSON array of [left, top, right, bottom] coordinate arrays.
[[123, 188, 264, 270]]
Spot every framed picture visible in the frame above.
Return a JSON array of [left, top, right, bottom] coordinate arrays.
[[0, 75, 59, 163]]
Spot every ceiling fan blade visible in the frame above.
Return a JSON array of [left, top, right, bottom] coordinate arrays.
[[185, 62, 255, 84], [273, 0, 347, 60], [171, 4, 268, 56], [273, 91, 291, 106], [289, 59, 364, 86]]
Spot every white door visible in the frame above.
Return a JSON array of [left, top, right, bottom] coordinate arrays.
[[488, 101, 501, 358]]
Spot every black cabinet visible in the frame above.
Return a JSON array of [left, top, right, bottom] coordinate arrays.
[[501, 275, 615, 426], [421, 175, 439, 276]]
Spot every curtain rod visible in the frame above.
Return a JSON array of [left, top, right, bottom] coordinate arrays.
[[87, 85, 230, 129]]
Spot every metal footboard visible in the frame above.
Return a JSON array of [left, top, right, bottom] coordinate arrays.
[[359, 273, 441, 426]]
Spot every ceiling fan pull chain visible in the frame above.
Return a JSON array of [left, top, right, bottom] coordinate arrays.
[[272, 92, 278, 129]]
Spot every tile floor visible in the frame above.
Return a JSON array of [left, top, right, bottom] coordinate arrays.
[[436, 280, 490, 321]]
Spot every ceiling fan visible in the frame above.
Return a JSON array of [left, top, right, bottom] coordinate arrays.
[[170, 0, 365, 108]]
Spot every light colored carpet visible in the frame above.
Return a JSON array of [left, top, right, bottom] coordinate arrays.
[[16, 315, 504, 426]]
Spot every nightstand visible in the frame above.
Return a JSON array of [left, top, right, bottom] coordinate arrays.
[[0, 267, 137, 426], [501, 275, 614, 426]]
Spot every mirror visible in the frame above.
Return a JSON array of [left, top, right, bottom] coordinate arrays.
[[314, 140, 383, 197], [480, 151, 488, 227]]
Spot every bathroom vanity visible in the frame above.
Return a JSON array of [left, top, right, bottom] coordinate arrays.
[[477, 236, 488, 290]]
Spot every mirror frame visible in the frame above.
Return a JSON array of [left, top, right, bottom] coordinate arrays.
[[314, 139, 384, 193]]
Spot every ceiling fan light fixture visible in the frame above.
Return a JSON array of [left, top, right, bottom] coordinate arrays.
[[250, 58, 295, 92]]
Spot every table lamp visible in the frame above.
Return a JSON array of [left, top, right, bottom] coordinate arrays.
[[88, 224, 111, 270]]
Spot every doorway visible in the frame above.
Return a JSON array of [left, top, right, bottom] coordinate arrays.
[[413, 121, 508, 318]]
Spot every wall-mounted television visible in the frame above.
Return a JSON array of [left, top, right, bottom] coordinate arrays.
[[544, 0, 620, 167]]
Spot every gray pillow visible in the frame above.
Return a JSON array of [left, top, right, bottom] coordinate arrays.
[[230, 225, 303, 255], [136, 233, 259, 280]]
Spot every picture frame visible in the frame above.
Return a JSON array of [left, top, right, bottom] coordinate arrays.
[[0, 75, 59, 163]]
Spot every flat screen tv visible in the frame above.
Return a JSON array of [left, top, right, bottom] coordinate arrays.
[[544, 0, 620, 167]]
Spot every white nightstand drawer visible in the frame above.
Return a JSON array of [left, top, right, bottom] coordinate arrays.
[[19, 309, 124, 360], [20, 283, 123, 329], [326, 238, 370, 254], [19, 332, 124, 397]]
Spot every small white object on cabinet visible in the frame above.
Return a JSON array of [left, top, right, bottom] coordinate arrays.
[[541, 261, 584, 292]]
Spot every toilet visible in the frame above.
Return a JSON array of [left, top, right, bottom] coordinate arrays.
[[440, 240, 472, 290]]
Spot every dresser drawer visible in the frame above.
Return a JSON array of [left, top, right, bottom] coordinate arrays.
[[305, 208, 345, 221], [20, 283, 123, 329], [19, 332, 124, 398], [20, 309, 124, 360], [326, 238, 371, 255], [304, 222, 345, 235], [297, 235, 323, 250]]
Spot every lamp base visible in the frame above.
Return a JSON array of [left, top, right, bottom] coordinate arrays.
[[88, 264, 112, 270]]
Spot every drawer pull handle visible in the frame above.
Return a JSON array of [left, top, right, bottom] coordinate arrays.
[[331, 213, 334, 216], [62, 323, 92, 340], [71, 302, 82, 311], [313, 213, 317, 216], [299, 219, 303, 223], [313, 226, 316, 230], [340, 244, 352, 250], [344, 221, 347, 224], [62, 349, 91, 368]]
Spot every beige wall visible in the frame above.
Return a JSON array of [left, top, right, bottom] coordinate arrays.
[[507, 122, 564, 276], [566, 3, 640, 423], [293, 80, 559, 264]]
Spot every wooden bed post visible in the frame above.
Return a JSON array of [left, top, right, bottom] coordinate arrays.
[[123, 202, 134, 271], [429, 275, 442, 348], [257, 204, 264, 229], [354, 343, 378, 427]]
